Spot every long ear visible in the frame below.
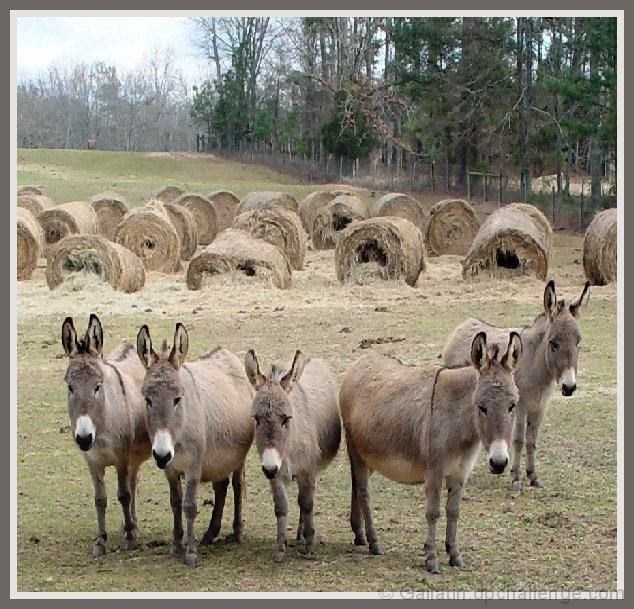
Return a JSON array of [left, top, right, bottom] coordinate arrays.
[[136, 325, 158, 369], [84, 313, 104, 357], [543, 279, 557, 320], [471, 332, 488, 372], [501, 331, 522, 373], [244, 349, 266, 390], [61, 317, 79, 358], [280, 350, 305, 393], [569, 281, 590, 319], [168, 323, 188, 370]]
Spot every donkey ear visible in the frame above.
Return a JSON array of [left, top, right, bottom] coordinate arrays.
[[543, 280, 557, 319], [501, 331, 522, 373], [61, 317, 79, 358], [569, 281, 590, 318], [471, 332, 488, 372], [84, 313, 104, 357], [244, 349, 266, 390], [136, 325, 157, 369], [281, 350, 305, 393], [169, 323, 188, 369]]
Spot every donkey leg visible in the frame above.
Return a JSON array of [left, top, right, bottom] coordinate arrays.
[[116, 465, 138, 550], [166, 472, 184, 557], [510, 408, 527, 491], [297, 473, 316, 555], [296, 511, 305, 541], [200, 478, 229, 545], [349, 452, 381, 556], [348, 443, 366, 546], [90, 465, 108, 558], [444, 475, 465, 568], [424, 471, 442, 573], [526, 409, 545, 488], [270, 477, 289, 563], [226, 466, 245, 543], [128, 463, 141, 528], [182, 475, 200, 566]]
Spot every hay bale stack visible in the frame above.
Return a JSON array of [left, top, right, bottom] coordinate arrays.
[[583, 208, 617, 286], [236, 191, 299, 215], [89, 192, 130, 240], [505, 202, 553, 248], [163, 202, 198, 260], [46, 234, 145, 293], [17, 207, 45, 280], [186, 228, 292, 290], [371, 193, 426, 231], [149, 186, 184, 204], [311, 194, 368, 250], [207, 190, 240, 232], [233, 205, 308, 270], [38, 201, 98, 250], [173, 192, 218, 246], [335, 217, 425, 287], [18, 185, 43, 196], [17, 194, 55, 217], [462, 207, 550, 280], [114, 201, 181, 273], [424, 198, 480, 256]]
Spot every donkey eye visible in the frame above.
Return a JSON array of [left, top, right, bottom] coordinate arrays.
[[282, 416, 291, 427], [550, 340, 559, 351], [94, 384, 102, 396], [508, 402, 516, 413], [174, 397, 182, 408], [67, 385, 74, 395], [478, 405, 488, 415], [145, 397, 152, 409], [254, 416, 260, 427]]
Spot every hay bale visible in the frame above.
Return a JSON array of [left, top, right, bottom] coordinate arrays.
[[114, 201, 181, 273], [298, 190, 348, 235], [18, 185, 43, 196], [371, 193, 426, 231], [236, 191, 299, 215], [89, 192, 130, 240], [17, 207, 45, 280], [186, 228, 292, 290], [46, 234, 145, 293], [335, 217, 425, 287], [207, 190, 240, 232], [583, 208, 617, 286], [424, 198, 480, 256], [17, 194, 55, 217], [149, 185, 184, 204], [163, 202, 198, 260], [505, 202, 553, 248], [173, 192, 219, 246], [38, 201, 98, 250], [311, 194, 368, 250], [233, 205, 308, 270], [462, 207, 550, 280]]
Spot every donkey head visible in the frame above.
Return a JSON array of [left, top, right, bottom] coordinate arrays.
[[61, 314, 106, 452], [244, 349, 305, 480], [471, 331, 522, 475], [136, 323, 188, 470], [542, 280, 590, 396]]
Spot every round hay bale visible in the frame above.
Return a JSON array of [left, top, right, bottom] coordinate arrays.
[[298, 191, 339, 235], [149, 185, 184, 204], [89, 192, 130, 240], [38, 201, 98, 250], [462, 207, 549, 280], [311, 194, 368, 250], [17, 194, 55, 217], [46, 234, 145, 293], [583, 208, 617, 286], [335, 217, 425, 287], [17, 207, 45, 280], [186, 228, 292, 290], [371, 192, 426, 231], [424, 198, 480, 256], [173, 192, 218, 246], [233, 205, 308, 270], [114, 201, 181, 273], [236, 191, 299, 215], [18, 185, 43, 196], [505, 202, 553, 248], [163, 202, 198, 260], [207, 190, 240, 232]]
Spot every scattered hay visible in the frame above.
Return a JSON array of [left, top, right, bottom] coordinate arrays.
[[173, 192, 218, 245], [424, 198, 480, 256], [18, 185, 43, 196], [89, 192, 130, 240], [163, 202, 198, 260], [207, 190, 240, 232], [17, 207, 45, 280], [236, 191, 299, 215], [311, 194, 369, 250], [335, 217, 425, 287], [505, 202, 553, 249], [583, 208, 617, 286], [114, 201, 181, 273], [186, 228, 292, 290], [149, 185, 184, 204], [371, 193, 426, 231], [462, 207, 550, 280], [46, 234, 145, 293], [17, 194, 55, 217], [38, 201, 98, 251], [233, 205, 308, 270]]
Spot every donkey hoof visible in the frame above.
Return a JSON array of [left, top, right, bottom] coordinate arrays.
[[273, 552, 286, 563], [170, 543, 184, 556], [225, 532, 244, 544], [449, 557, 464, 568], [530, 478, 543, 488], [426, 559, 440, 574], [124, 539, 138, 551], [92, 544, 106, 559], [511, 480, 523, 492], [199, 532, 216, 546], [369, 543, 383, 556], [184, 553, 198, 567], [354, 536, 367, 546]]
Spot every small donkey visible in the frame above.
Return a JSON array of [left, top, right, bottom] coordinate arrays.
[[61, 314, 151, 558], [245, 349, 341, 563], [339, 332, 522, 573], [136, 323, 254, 566]]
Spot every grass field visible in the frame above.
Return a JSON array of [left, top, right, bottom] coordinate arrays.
[[15, 149, 618, 593]]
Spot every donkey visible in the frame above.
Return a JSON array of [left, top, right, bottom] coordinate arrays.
[[339, 332, 522, 573], [442, 280, 589, 491], [136, 323, 254, 566], [61, 314, 151, 558], [244, 349, 341, 563]]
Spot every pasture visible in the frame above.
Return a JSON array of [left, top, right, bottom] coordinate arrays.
[[15, 149, 617, 592]]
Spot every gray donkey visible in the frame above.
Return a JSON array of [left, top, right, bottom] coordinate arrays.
[[61, 314, 151, 558], [442, 280, 589, 491], [340, 332, 522, 573], [136, 323, 254, 566], [245, 349, 341, 563]]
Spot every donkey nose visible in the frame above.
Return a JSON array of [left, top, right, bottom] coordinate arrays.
[[75, 433, 93, 451], [488, 456, 508, 475], [153, 449, 173, 470], [562, 383, 577, 396], [262, 465, 279, 479]]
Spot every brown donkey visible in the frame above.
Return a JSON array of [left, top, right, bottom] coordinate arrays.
[[61, 314, 151, 558], [245, 349, 341, 563], [136, 323, 254, 566], [442, 280, 589, 491], [339, 332, 521, 573]]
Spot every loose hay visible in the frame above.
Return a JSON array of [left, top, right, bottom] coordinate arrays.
[[17, 207, 45, 280], [371, 192, 426, 231], [236, 191, 299, 215], [89, 192, 130, 240], [583, 207, 617, 286], [173, 192, 219, 245], [18, 185, 43, 196], [233, 205, 308, 270], [505, 202, 553, 249], [163, 202, 198, 260], [186, 228, 292, 290], [462, 207, 550, 280], [207, 190, 240, 232], [114, 201, 181, 273], [335, 216, 425, 287], [17, 194, 55, 217], [424, 198, 480, 256], [46, 234, 145, 293], [311, 194, 369, 250], [38, 201, 98, 250], [149, 185, 184, 204]]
